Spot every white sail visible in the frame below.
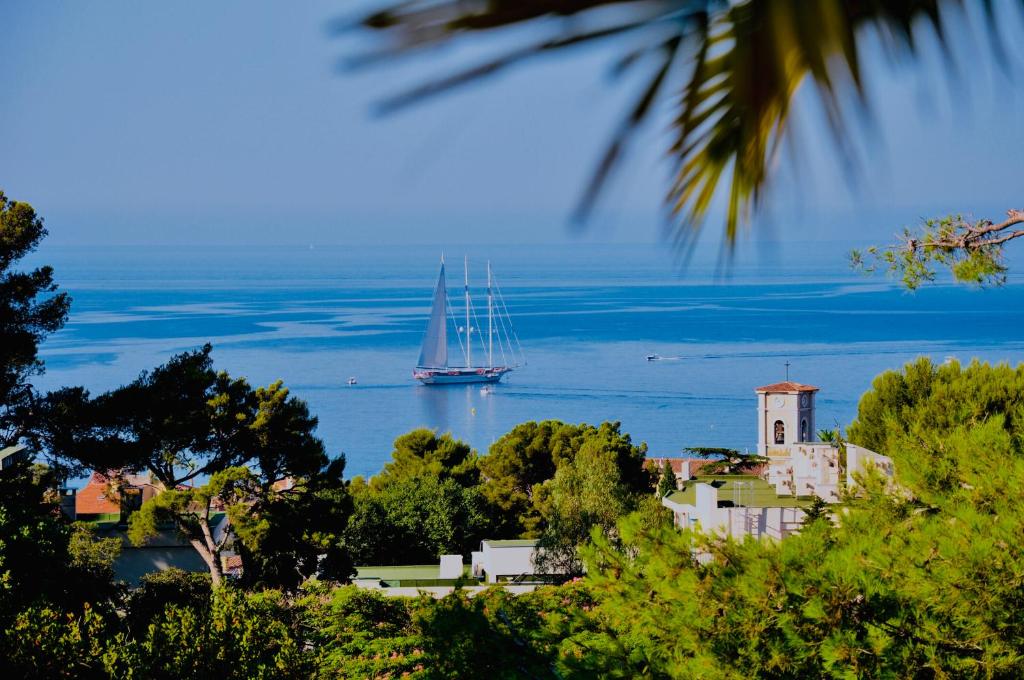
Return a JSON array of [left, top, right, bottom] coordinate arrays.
[[417, 261, 448, 368]]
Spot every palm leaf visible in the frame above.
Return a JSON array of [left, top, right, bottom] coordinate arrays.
[[347, 0, 1018, 246]]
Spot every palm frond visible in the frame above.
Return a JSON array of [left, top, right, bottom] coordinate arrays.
[[349, 0, 1018, 245]]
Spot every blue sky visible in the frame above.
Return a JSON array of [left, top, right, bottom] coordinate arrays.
[[1, 1, 1023, 249]]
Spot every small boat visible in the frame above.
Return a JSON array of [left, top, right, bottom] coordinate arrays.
[[347, 377, 358, 385], [413, 256, 525, 385], [480, 386, 493, 395], [646, 354, 661, 361]]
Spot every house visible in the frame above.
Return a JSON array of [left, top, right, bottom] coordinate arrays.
[[472, 539, 544, 583], [222, 554, 244, 579], [100, 525, 210, 585], [353, 554, 484, 597], [756, 380, 893, 504], [662, 380, 895, 539], [662, 475, 811, 540], [0, 443, 32, 471], [846, 444, 895, 488], [353, 539, 555, 597], [75, 471, 160, 523], [74, 469, 230, 585], [764, 442, 844, 501]]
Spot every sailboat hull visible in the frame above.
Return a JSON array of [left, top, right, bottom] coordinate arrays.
[[413, 367, 512, 385]]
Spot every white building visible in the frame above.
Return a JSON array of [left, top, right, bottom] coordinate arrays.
[[764, 442, 843, 501], [663, 379, 895, 539], [756, 381, 818, 456], [662, 476, 809, 540], [756, 380, 893, 502], [351, 540, 550, 597], [473, 539, 541, 583], [846, 444, 895, 489]]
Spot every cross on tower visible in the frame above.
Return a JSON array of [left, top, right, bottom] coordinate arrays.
[[784, 360, 791, 381]]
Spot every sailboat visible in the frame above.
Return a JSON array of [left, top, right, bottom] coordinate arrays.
[[413, 256, 524, 385]]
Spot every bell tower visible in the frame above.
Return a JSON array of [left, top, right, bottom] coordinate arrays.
[[755, 381, 819, 456]]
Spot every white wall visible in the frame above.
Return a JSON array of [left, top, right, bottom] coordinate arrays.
[[662, 484, 807, 541], [846, 445, 894, 488], [766, 443, 842, 501], [479, 542, 539, 583], [439, 555, 463, 579]]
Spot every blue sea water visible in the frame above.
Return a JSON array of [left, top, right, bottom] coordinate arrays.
[[29, 243, 1024, 478]]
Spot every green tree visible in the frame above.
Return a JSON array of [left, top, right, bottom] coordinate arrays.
[[5, 604, 109, 680], [852, 209, 1024, 289], [105, 588, 311, 680], [302, 583, 570, 678], [235, 466, 354, 590], [534, 443, 640, 578], [373, 428, 480, 489], [656, 459, 676, 497], [0, 191, 70, 448], [42, 346, 353, 588], [685, 446, 768, 475], [303, 584, 423, 678], [480, 420, 649, 538], [0, 464, 120, 623], [847, 357, 1024, 456], [124, 568, 212, 636], [67, 522, 122, 593], [345, 471, 493, 566], [556, 358, 1024, 678]]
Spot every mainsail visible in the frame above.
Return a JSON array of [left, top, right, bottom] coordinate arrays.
[[417, 261, 448, 369]]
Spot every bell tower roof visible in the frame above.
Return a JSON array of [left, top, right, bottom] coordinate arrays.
[[755, 381, 819, 393]]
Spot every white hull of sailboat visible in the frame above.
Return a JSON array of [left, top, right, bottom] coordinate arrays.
[[413, 367, 512, 385]]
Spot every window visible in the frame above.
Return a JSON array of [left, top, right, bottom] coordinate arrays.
[[773, 420, 785, 444], [801, 418, 808, 442]]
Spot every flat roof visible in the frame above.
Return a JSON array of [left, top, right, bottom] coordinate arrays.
[[664, 475, 813, 509], [355, 565, 444, 581], [354, 563, 473, 586], [482, 539, 539, 548]]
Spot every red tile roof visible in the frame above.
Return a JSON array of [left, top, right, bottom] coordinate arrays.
[[754, 381, 819, 393], [648, 457, 770, 480], [75, 471, 158, 516], [223, 555, 244, 575], [75, 472, 122, 516], [645, 458, 709, 478]]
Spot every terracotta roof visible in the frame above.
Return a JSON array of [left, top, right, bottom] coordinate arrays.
[[271, 477, 295, 492], [75, 472, 122, 516], [754, 381, 819, 393], [75, 470, 157, 516], [645, 458, 710, 478]]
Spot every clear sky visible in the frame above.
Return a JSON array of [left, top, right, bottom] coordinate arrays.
[[1, 1, 1022, 249]]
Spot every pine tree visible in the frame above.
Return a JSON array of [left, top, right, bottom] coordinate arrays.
[[656, 459, 676, 497]]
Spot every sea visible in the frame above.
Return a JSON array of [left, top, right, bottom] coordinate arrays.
[[28, 242, 1024, 479]]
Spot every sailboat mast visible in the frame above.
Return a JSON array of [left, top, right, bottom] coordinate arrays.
[[487, 261, 493, 368], [464, 256, 472, 368]]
